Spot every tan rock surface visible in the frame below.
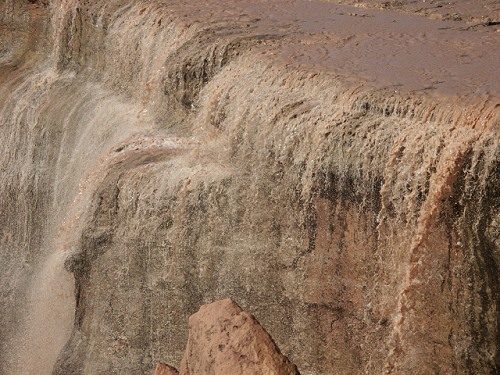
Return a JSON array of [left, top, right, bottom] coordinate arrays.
[[180, 299, 300, 375]]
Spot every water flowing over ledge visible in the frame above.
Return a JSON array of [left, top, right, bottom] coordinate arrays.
[[0, 1, 498, 374]]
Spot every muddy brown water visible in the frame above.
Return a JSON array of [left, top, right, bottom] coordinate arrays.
[[0, 1, 498, 374]]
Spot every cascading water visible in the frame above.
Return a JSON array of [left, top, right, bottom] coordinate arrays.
[[0, 1, 498, 375]]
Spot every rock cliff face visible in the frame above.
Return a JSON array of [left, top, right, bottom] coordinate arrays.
[[0, 1, 498, 375]]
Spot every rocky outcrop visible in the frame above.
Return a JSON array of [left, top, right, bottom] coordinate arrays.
[[153, 299, 300, 375], [0, 1, 498, 375], [152, 363, 179, 375], [179, 299, 300, 375]]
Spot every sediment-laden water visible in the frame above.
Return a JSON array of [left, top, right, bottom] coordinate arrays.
[[0, 1, 498, 374]]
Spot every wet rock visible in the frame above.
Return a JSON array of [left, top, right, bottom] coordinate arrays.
[[180, 299, 300, 375]]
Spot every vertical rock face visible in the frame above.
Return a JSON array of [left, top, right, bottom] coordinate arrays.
[[179, 299, 300, 375], [0, 1, 498, 375]]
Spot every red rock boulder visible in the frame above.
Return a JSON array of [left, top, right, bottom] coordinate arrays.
[[179, 299, 300, 375], [152, 363, 179, 375]]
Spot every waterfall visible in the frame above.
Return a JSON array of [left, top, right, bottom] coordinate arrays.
[[0, 1, 498, 374]]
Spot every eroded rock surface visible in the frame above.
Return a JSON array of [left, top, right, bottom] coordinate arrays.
[[0, 1, 498, 375], [179, 299, 300, 375]]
